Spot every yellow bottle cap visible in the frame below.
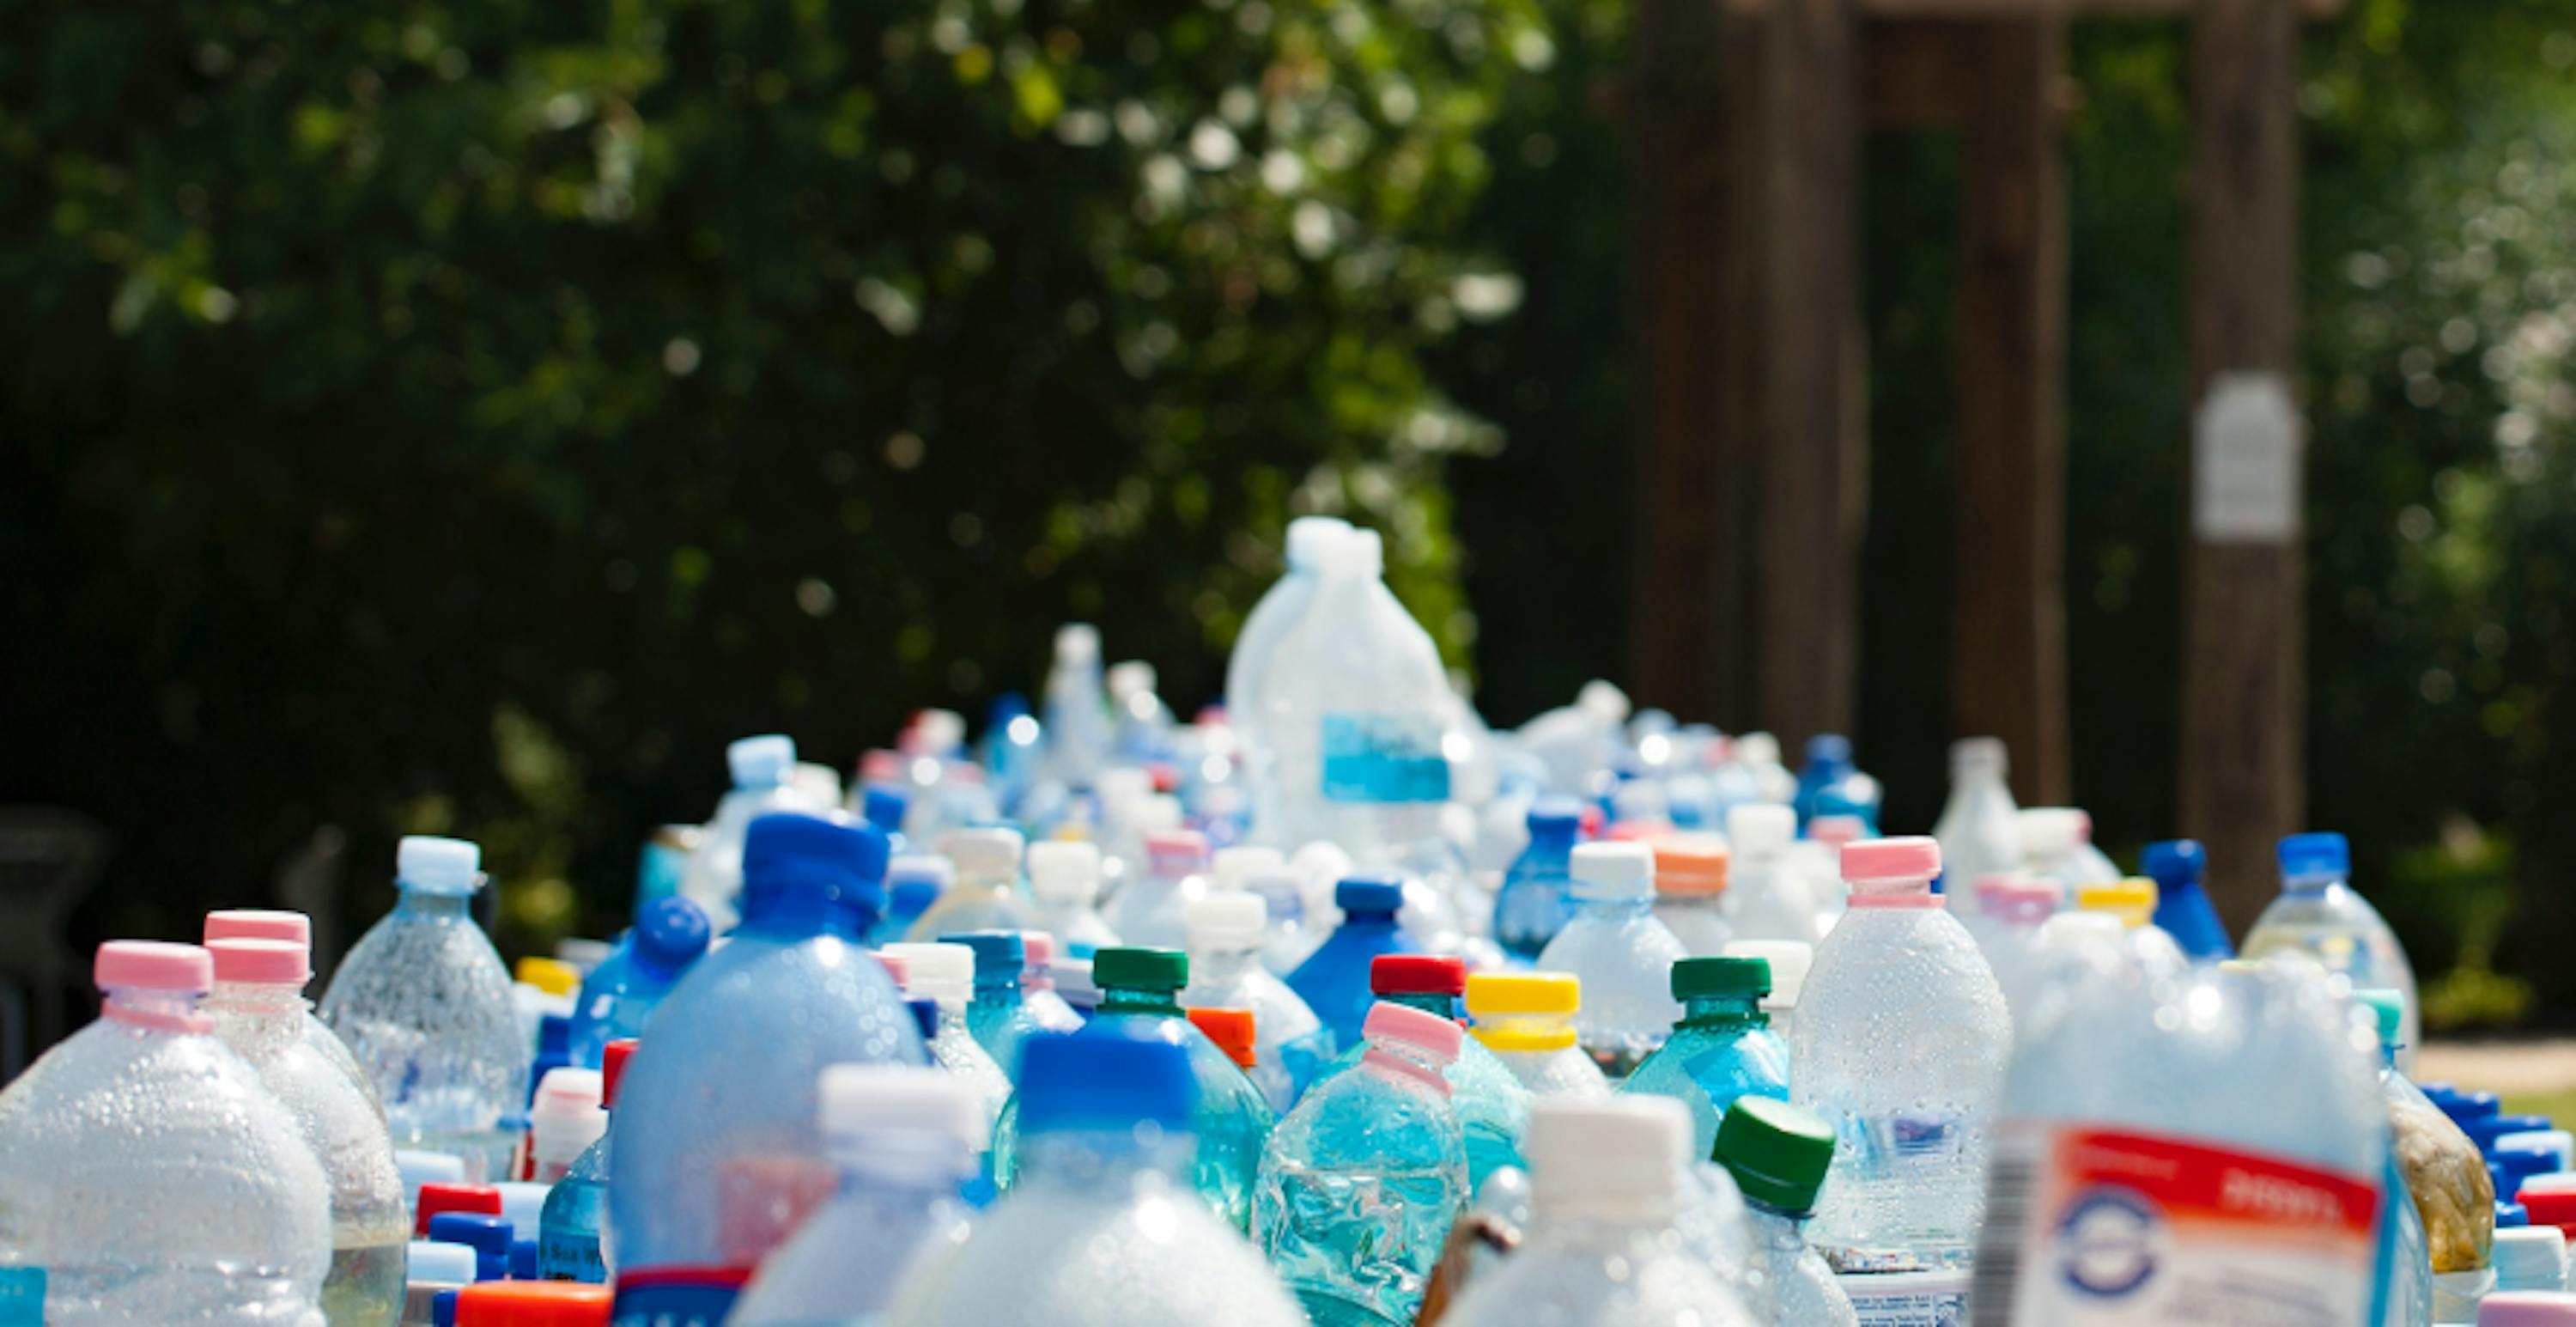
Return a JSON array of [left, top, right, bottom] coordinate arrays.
[[1467, 972, 1583, 1052], [515, 956, 580, 996], [2074, 878, 2159, 929]]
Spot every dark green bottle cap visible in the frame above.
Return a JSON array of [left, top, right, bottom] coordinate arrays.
[[1712, 1095, 1834, 1214], [1671, 955, 1770, 1002], [1091, 946, 1188, 992]]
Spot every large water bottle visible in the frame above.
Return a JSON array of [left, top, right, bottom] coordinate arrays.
[[609, 813, 927, 1325], [2142, 838, 2235, 962], [1254, 1001, 1469, 1326], [677, 734, 815, 930], [1465, 972, 1609, 1099], [1722, 805, 1827, 945], [1710, 1096, 1859, 1325], [535, 1038, 631, 1283], [0, 940, 331, 1324], [882, 1032, 1306, 1327], [2243, 831, 2421, 1064], [1619, 956, 1791, 1158], [567, 896, 708, 1069], [1537, 842, 1688, 1078], [319, 836, 526, 1181], [1492, 798, 1582, 962], [1649, 835, 1735, 955], [1438, 1095, 1755, 1327], [906, 825, 1039, 940], [1230, 517, 1352, 825], [731, 1066, 985, 1326], [1932, 737, 2019, 913], [1973, 955, 2392, 1323], [1795, 837, 2009, 1273], [1102, 830, 1211, 952], [1024, 841, 1120, 955], [1286, 875, 1421, 1052], [1039, 624, 1115, 794], [1180, 892, 1331, 1111], [204, 937, 408, 1325]]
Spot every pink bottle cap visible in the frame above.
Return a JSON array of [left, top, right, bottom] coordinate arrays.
[[876, 952, 911, 988], [208, 937, 312, 987], [1363, 1001, 1463, 1064], [94, 940, 213, 993], [1810, 815, 1868, 849], [1975, 874, 2058, 924], [204, 909, 312, 946], [2480, 1293, 2576, 1326], [1018, 931, 1055, 967], [1145, 830, 1209, 872], [1842, 836, 1942, 909]]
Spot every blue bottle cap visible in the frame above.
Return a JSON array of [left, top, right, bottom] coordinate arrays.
[[743, 813, 890, 915], [2471, 1113, 2557, 1154], [2498, 1201, 2530, 1227], [1016, 1029, 1196, 1133], [425, 1213, 511, 1281], [1805, 734, 1852, 766], [2445, 1089, 2503, 1125], [508, 1239, 537, 1281], [1526, 798, 1583, 838], [2494, 1146, 2558, 1190], [2141, 839, 2206, 885], [431, 1287, 459, 1327], [632, 896, 712, 974], [945, 930, 1026, 982], [1335, 874, 1406, 916], [908, 997, 940, 1043], [2275, 831, 2350, 885], [890, 880, 941, 919], [2420, 1080, 2464, 1111], [862, 785, 908, 834]]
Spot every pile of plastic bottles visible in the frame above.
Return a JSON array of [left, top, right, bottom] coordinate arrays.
[[0, 513, 2565, 1327]]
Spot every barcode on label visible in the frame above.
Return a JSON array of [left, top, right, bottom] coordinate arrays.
[[1969, 1141, 2036, 1325]]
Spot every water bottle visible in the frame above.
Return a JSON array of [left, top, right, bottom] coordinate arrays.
[[1973, 956, 2392, 1323], [2015, 807, 2118, 902], [2242, 831, 2421, 1066], [1793, 734, 1880, 832], [1515, 680, 1632, 797], [1492, 798, 1582, 962], [1932, 737, 2019, 912], [1722, 805, 1826, 945], [1178, 892, 1331, 1111], [977, 692, 1044, 815], [1012, 932, 1089, 1032], [1711, 1096, 1859, 1325], [2142, 838, 2235, 962], [1253, 1001, 1469, 1326], [1465, 972, 1609, 1099], [1039, 624, 1115, 794], [567, 897, 708, 1069], [319, 836, 526, 1180], [609, 813, 927, 1325], [878, 942, 1013, 1143], [1241, 865, 1323, 975], [731, 1066, 985, 1326], [0, 940, 331, 1324], [1795, 837, 2009, 1274], [535, 1039, 631, 1282], [1102, 830, 1212, 952], [882, 1032, 1306, 1327], [204, 910, 374, 1086], [1965, 876, 2059, 1030], [1618, 956, 1791, 1158], [1536, 841, 1687, 1078], [1722, 939, 1813, 1045], [1025, 841, 1120, 956], [1649, 835, 1735, 955], [1286, 875, 1421, 1052], [951, 930, 1048, 1080], [1109, 660, 1178, 763], [871, 855, 950, 946], [2071, 879, 2191, 978], [1302, 955, 1530, 1191], [1438, 1095, 1755, 1327], [526, 1068, 606, 1184], [1229, 517, 1352, 830], [906, 826, 1039, 941], [677, 734, 816, 930]]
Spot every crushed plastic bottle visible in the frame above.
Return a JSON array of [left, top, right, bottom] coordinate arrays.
[[906, 826, 1039, 941], [677, 734, 817, 931], [1619, 956, 1791, 1158], [1492, 797, 1583, 963], [535, 1039, 631, 1283], [1649, 835, 1735, 956], [1723, 805, 1827, 945], [1102, 830, 1212, 952], [2141, 839, 2235, 963], [1712, 1096, 1860, 1325], [2242, 831, 2421, 1068], [1286, 875, 1422, 1053], [1466, 972, 1610, 1099], [567, 896, 708, 1069], [1932, 738, 2019, 914], [1180, 892, 1331, 1111], [1024, 841, 1120, 956], [1303, 955, 1530, 1192], [2359, 989, 2484, 1325], [1536, 841, 1688, 1078]]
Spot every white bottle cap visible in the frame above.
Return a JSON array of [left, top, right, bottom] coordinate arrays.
[[2018, 807, 2087, 860], [396, 837, 483, 895], [1319, 527, 1383, 576], [916, 709, 967, 752], [1734, 732, 1782, 768], [793, 762, 844, 807], [1571, 842, 1656, 898], [880, 942, 974, 1008], [405, 1239, 477, 1286], [1188, 892, 1269, 952], [1524, 1095, 1692, 1214], [728, 734, 798, 788], [528, 1068, 608, 1172], [1211, 845, 1285, 893], [2494, 1226, 2569, 1290], [1054, 624, 1100, 662], [492, 1182, 550, 1242], [820, 1063, 993, 1155], [1026, 841, 1103, 902], [1285, 516, 1352, 571], [1108, 661, 1156, 700], [1130, 794, 1183, 835], [1726, 804, 1795, 859], [945, 826, 1024, 882], [1723, 940, 1812, 1011], [2038, 910, 2127, 956], [1577, 680, 1631, 722]]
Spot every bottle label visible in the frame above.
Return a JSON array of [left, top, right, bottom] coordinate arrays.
[[1839, 1269, 1968, 1325], [1319, 712, 1451, 803], [537, 1229, 606, 1283], [0, 1268, 41, 1324], [1971, 1123, 2380, 1324]]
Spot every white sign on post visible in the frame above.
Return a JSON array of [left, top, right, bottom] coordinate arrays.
[[2192, 372, 2303, 544]]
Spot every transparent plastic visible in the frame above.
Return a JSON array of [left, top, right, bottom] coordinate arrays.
[[1181, 935, 1332, 1111], [1535, 888, 1687, 1079], [1618, 990, 1790, 1159]]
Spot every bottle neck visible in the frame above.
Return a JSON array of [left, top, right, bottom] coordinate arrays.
[[1747, 1198, 1813, 1243], [204, 981, 309, 1038], [2281, 875, 2342, 898], [1361, 1044, 1452, 1097], [1677, 994, 1766, 1032], [738, 885, 843, 937], [1380, 991, 1456, 1020], [1189, 946, 1261, 987], [1098, 985, 1184, 1018], [1525, 1197, 1681, 1246], [832, 1133, 982, 1192], [1339, 910, 1400, 934], [1015, 1127, 1194, 1190], [1571, 890, 1652, 917], [971, 977, 1024, 1009], [397, 886, 474, 919], [102, 985, 210, 1034]]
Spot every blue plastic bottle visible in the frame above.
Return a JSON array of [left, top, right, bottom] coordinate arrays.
[[1492, 799, 1583, 963], [1618, 956, 1791, 1157], [608, 813, 927, 1326], [567, 898, 708, 1070], [1286, 875, 1420, 1052], [1303, 954, 1529, 1192], [536, 1038, 631, 1282], [954, 930, 1051, 1080], [1792, 734, 1880, 832], [2142, 839, 2233, 962], [860, 783, 910, 857]]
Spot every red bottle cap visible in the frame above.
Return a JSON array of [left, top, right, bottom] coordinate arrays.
[[1370, 954, 1467, 997], [414, 1181, 501, 1237]]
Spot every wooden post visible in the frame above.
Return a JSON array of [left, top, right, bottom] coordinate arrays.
[[1953, 17, 2071, 805], [2187, 0, 2304, 932]]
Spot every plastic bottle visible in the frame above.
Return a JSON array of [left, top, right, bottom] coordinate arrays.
[[1723, 804, 1826, 945], [0, 941, 331, 1325], [1240, 865, 1322, 976], [1649, 835, 1734, 955], [609, 813, 927, 1325], [731, 1066, 985, 1327], [1024, 841, 1119, 956], [677, 734, 816, 930], [1466, 972, 1610, 1099], [2015, 807, 2117, 903], [1102, 829, 1212, 952], [1180, 892, 1332, 1111], [1039, 624, 1115, 794], [859, 782, 911, 857], [872, 855, 951, 947], [1254, 1002, 1469, 1326], [1931, 737, 2019, 913], [1439, 1095, 1755, 1327], [1303, 955, 1531, 1191], [1493, 798, 1583, 962], [319, 836, 526, 1181], [2142, 838, 2235, 962], [204, 910, 374, 1089], [1711, 1096, 1860, 1325], [1013, 932, 1088, 1033], [882, 1032, 1306, 1327], [1793, 734, 1881, 832], [1229, 516, 1353, 802], [906, 826, 1038, 941], [1109, 660, 1178, 764], [1286, 875, 1421, 1052], [978, 692, 1045, 816], [952, 930, 1048, 1080], [2072, 878, 2191, 979], [1516, 681, 1633, 798], [1537, 841, 1688, 1078], [535, 1039, 632, 1282], [1795, 837, 2009, 1273], [1966, 875, 2060, 1030], [1618, 956, 1791, 1159], [566, 897, 708, 1069], [877, 941, 1013, 1146], [526, 1068, 606, 1184], [2358, 989, 2488, 1324], [1722, 939, 1813, 1046], [2242, 831, 2421, 1066]]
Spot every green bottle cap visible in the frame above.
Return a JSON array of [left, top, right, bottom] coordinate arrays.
[[1712, 1096, 1834, 1214], [1672, 956, 1770, 1002], [2354, 988, 2403, 1045], [1092, 946, 1188, 993]]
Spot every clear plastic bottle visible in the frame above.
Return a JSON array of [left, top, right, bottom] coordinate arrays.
[[2142, 838, 2236, 963], [731, 1065, 984, 1326], [1229, 516, 1353, 813], [878, 942, 1013, 1147], [318, 836, 526, 1181], [1439, 1095, 1755, 1327], [1013, 932, 1089, 1033], [2243, 831, 2421, 1066], [1287, 875, 1422, 1053], [1181, 892, 1333, 1111], [1722, 805, 1827, 946], [1303, 955, 1530, 1192], [610, 813, 927, 1325], [1466, 972, 1609, 1099], [1102, 830, 1212, 953], [566, 895, 708, 1069], [907, 825, 1039, 941], [1965, 875, 2059, 1030], [1794, 837, 2010, 1273], [1536, 842, 1688, 1078], [205, 935, 405, 1326], [1618, 956, 1790, 1159], [204, 910, 371, 1090], [0, 941, 331, 1325], [677, 734, 817, 931], [535, 1038, 631, 1282], [883, 1032, 1307, 1327], [1793, 734, 1880, 832], [1241, 865, 1324, 976], [1515, 681, 1633, 798], [1649, 835, 1735, 956], [2015, 807, 2117, 904], [1039, 624, 1116, 794], [2074, 878, 2191, 979], [952, 930, 1048, 1081], [1493, 798, 1583, 963], [1722, 939, 1813, 1046], [1254, 1002, 1469, 1326], [1025, 841, 1120, 956], [1930, 737, 2019, 916], [1710, 1096, 1859, 1325]]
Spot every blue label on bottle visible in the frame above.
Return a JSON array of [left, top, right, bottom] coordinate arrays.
[[0, 1268, 43, 1324], [611, 1275, 743, 1327], [536, 1230, 605, 1283], [1319, 713, 1451, 803]]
